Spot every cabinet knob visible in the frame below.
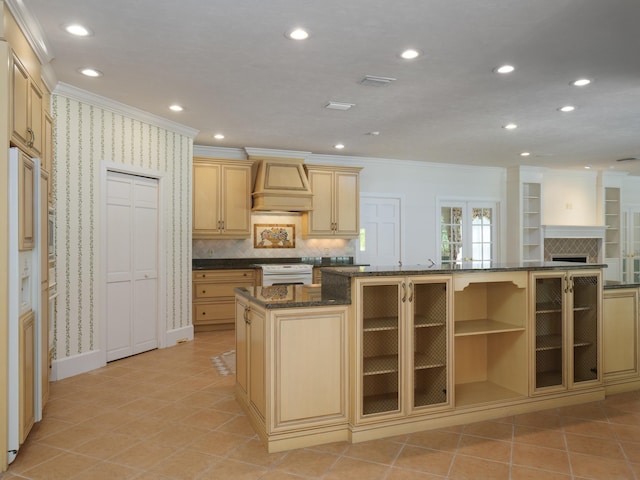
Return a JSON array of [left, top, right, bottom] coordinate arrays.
[[202, 290, 206, 294]]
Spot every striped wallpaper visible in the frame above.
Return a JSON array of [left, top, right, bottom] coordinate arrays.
[[51, 93, 193, 361]]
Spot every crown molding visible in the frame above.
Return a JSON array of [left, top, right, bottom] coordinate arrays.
[[5, 0, 54, 64], [193, 145, 247, 160], [53, 82, 199, 138], [244, 147, 311, 159]]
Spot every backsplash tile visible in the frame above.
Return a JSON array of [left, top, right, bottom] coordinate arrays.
[[193, 213, 357, 259], [544, 238, 600, 262]]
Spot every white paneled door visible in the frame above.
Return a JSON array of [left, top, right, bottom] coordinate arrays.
[[358, 195, 402, 266], [106, 171, 159, 362]]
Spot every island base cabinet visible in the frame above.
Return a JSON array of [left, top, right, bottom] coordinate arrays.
[[235, 298, 349, 452], [603, 287, 640, 393]]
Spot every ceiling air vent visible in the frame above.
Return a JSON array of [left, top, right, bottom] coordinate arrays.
[[324, 101, 355, 110], [616, 157, 638, 162], [359, 75, 396, 87]]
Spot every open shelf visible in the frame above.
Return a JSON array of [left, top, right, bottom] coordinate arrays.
[[455, 381, 524, 407], [363, 316, 399, 332], [414, 315, 445, 328], [414, 352, 446, 370], [536, 334, 562, 351], [362, 392, 399, 416], [455, 319, 525, 336], [536, 371, 563, 389], [363, 355, 399, 376]]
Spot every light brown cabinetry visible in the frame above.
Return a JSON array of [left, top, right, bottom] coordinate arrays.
[[18, 151, 35, 250], [303, 165, 361, 238], [603, 287, 639, 392], [192, 158, 253, 239], [236, 296, 349, 452], [19, 311, 35, 444], [353, 276, 452, 425], [530, 270, 601, 395], [192, 269, 256, 330], [11, 52, 43, 157]]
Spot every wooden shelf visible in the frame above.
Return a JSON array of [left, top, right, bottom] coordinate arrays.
[[536, 334, 562, 351], [536, 370, 563, 388], [363, 317, 398, 332], [414, 353, 446, 370], [414, 316, 445, 328], [535, 303, 563, 314], [362, 392, 399, 415], [455, 381, 524, 407], [454, 319, 524, 336], [363, 355, 399, 375]]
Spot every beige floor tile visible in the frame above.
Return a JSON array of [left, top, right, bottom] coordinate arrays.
[[213, 414, 255, 435], [448, 455, 510, 480], [147, 448, 219, 479], [324, 456, 390, 480], [611, 422, 640, 443], [569, 451, 635, 480], [393, 445, 454, 476], [20, 451, 101, 480], [513, 410, 562, 430], [386, 468, 448, 480], [562, 415, 616, 439], [187, 430, 252, 457], [565, 432, 626, 459], [462, 420, 513, 441], [405, 429, 461, 452], [456, 435, 512, 463], [273, 449, 339, 477], [559, 401, 608, 421], [511, 442, 571, 474], [513, 424, 567, 450], [342, 438, 404, 465], [73, 431, 138, 460], [111, 440, 176, 469], [510, 465, 573, 479], [197, 458, 268, 479], [3, 442, 64, 474], [68, 461, 141, 480], [37, 423, 104, 450], [227, 438, 287, 468], [620, 440, 640, 463]]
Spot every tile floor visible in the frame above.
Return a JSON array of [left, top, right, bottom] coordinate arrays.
[[4, 331, 640, 479]]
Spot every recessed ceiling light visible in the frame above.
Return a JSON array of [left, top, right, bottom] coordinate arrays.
[[64, 23, 92, 36], [169, 104, 183, 112], [558, 105, 576, 112], [503, 123, 518, 130], [494, 65, 515, 74], [572, 78, 591, 87], [324, 101, 355, 110], [287, 28, 309, 40], [214, 134, 225, 140], [400, 49, 422, 60], [585, 165, 592, 170], [365, 131, 380, 136], [334, 143, 345, 150], [79, 68, 102, 77], [520, 152, 531, 157]]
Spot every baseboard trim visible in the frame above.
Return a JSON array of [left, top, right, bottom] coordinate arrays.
[[50, 349, 104, 381], [165, 325, 194, 346]]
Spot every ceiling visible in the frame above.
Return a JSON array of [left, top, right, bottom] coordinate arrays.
[[20, 0, 640, 175]]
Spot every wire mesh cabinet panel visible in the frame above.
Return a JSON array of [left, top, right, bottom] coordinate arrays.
[[357, 277, 404, 420], [531, 269, 602, 395], [410, 277, 452, 412]]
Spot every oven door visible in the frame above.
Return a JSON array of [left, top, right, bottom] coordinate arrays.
[[262, 273, 309, 286]]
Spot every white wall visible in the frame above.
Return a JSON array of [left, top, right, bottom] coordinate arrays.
[[51, 85, 195, 375], [542, 170, 599, 225]]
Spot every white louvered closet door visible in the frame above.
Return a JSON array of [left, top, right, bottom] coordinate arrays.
[[106, 171, 159, 362]]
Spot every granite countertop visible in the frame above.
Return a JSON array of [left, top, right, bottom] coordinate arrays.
[[604, 280, 640, 290], [318, 261, 608, 277], [234, 284, 350, 309], [193, 257, 365, 270]]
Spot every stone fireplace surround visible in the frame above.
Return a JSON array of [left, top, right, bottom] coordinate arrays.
[[544, 237, 601, 263]]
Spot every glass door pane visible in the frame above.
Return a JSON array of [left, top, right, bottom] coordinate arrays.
[[361, 282, 401, 416], [572, 274, 599, 384], [441, 206, 462, 266], [534, 276, 564, 389], [412, 280, 448, 408]]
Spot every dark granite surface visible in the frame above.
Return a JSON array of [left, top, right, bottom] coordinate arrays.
[[234, 285, 350, 309], [317, 261, 608, 277], [193, 256, 363, 270], [604, 280, 640, 290]]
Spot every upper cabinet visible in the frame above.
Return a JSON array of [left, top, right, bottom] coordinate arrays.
[[11, 51, 44, 158], [192, 158, 253, 239], [303, 165, 362, 238]]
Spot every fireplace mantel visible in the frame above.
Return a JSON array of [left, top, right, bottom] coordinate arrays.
[[542, 225, 606, 239]]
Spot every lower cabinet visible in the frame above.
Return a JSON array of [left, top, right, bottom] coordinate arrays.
[[192, 269, 256, 331], [235, 297, 349, 452], [19, 310, 35, 444], [530, 270, 602, 395], [603, 287, 640, 392]]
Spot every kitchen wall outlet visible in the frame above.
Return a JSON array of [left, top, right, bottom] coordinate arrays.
[[208, 248, 214, 257]]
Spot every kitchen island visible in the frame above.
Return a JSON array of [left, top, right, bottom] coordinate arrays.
[[235, 262, 606, 452]]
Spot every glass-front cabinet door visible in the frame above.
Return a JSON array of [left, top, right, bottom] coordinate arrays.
[[410, 277, 452, 412], [532, 273, 566, 391], [357, 278, 403, 420], [532, 270, 601, 394]]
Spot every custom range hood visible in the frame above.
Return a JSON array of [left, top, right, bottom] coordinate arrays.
[[246, 148, 313, 212]]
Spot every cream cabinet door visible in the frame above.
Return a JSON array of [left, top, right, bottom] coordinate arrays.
[[220, 164, 251, 236], [603, 288, 638, 381], [334, 170, 359, 236], [306, 169, 335, 236], [193, 161, 221, 237]]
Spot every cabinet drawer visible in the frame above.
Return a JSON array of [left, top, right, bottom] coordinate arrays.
[[194, 281, 254, 299], [194, 302, 235, 322], [192, 269, 256, 281]]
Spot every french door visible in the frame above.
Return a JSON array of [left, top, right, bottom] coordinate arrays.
[[440, 201, 497, 267], [622, 206, 640, 284]]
